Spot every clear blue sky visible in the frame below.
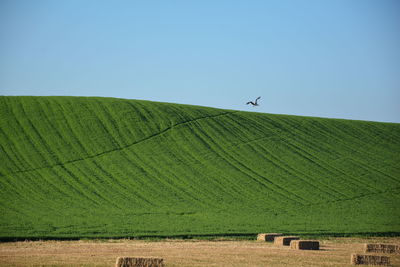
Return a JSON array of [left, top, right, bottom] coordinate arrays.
[[1, 0, 399, 123]]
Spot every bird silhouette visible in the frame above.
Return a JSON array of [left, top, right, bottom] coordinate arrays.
[[246, 96, 261, 106]]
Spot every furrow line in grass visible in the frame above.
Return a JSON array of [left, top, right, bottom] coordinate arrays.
[[192, 116, 308, 205], [88, 100, 124, 148], [29, 165, 101, 208], [97, 99, 131, 145], [303, 186, 400, 207], [258, 116, 382, 198], [276, 117, 382, 193], [317, 119, 383, 158], [0, 128, 24, 173], [31, 167, 96, 209], [183, 121, 281, 204], [214, 132, 350, 200], [231, 154, 302, 205], [90, 155, 166, 207], [280, 117, 345, 158], [230, 112, 276, 136], [281, 140, 353, 199], [2, 100, 36, 172], [0, 175, 32, 206], [44, 98, 89, 160], [6, 100, 49, 170], [292, 136, 382, 193], [218, 128, 289, 152], [0, 110, 237, 177], [335, 121, 391, 149], [125, 101, 167, 137], [56, 165, 118, 208], [371, 122, 400, 146], [66, 160, 129, 208], [19, 98, 62, 165], [218, 115, 316, 204], [125, 146, 214, 208], [168, 124, 251, 205], [183, 119, 262, 202], [57, 98, 103, 155], [86, 157, 137, 202], [34, 97, 81, 164], [280, 117, 348, 158], [0, 170, 53, 208], [51, 168, 106, 208], [53, 98, 94, 154], [0, 199, 27, 218], [244, 114, 344, 165], [114, 150, 171, 207], [14, 107, 238, 209], [176, 145, 252, 207], [106, 101, 139, 143], [349, 156, 400, 186], [119, 149, 186, 206], [189, 119, 284, 201], [143, 153, 226, 209], [248, 140, 339, 201], [49, 158, 119, 208], [187, 149, 263, 205], [245, 140, 327, 203], [188, 118, 309, 206], [222, 113, 344, 201], [351, 121, 399, 148], [98, 100, 131, 145]]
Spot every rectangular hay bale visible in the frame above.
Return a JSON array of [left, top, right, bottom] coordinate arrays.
[[351, 254, 390, 266], [290, 240, 319, 250], [257, 233, 283, 242], [115, 257, 164, 267], [274, 236, 300, 246], [365, 243, 400, 254]]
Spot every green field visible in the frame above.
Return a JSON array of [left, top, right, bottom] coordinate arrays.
[[0, 96, 399, 239]]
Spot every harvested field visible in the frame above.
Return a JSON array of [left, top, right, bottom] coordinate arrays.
[[0, 237, 399, 267], [365, 243, 400, 254]]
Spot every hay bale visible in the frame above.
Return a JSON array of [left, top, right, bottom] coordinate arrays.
[[290, 240, 319, 250], [365, 243, 400, 254], [115, 257, 164, 267], [350, 254, 390, 266], [257, 233, 283, 242], [274, 236, 300, 246]]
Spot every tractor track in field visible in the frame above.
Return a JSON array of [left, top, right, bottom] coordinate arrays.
[[304, 185, 400, 207], [2, 96, 400, 238], [1, 110, 238, 177]]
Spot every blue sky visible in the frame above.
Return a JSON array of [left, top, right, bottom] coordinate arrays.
[[1, 0, 399, 123]]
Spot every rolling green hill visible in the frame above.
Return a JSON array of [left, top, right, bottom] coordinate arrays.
[[0, 96, 399, 239]]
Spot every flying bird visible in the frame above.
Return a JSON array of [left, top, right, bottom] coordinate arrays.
[[246, 96, 261, 106]]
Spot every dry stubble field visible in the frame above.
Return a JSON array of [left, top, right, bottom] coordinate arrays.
[[0, 237, 399, 267]]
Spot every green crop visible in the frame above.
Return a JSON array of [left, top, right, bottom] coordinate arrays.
[[0, 96, 399, 239]]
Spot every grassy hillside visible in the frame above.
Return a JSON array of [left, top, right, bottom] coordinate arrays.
[[0, 96, 399, 239]]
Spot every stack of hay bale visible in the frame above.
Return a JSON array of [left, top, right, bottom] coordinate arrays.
[[115, 257, 164, 267], [365, 243, 400, 254], [274, 236, 300, 246], [351, 254, 390, 266], [257, 233, 283, 242], [257, 233, 321, 250], [350, 243, 399, 265], [290, 240, 320, 250]]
